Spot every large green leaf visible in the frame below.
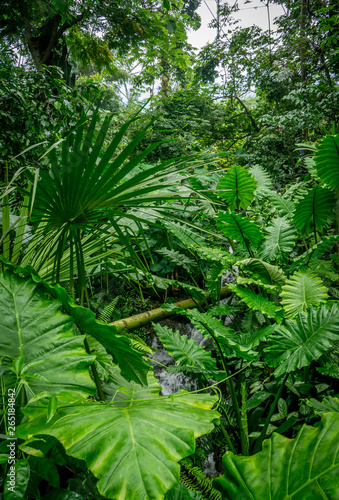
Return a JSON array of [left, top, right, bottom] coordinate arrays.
[[292, 235, 339, 269], [229, 285, 283, 322], [267, 192, 295, 217], [315, 135, 339, 190], [17, 375, 220, 500], [4, 459, 30, 500], [293, 185, 335, 234], [260, 217, 297, 263], [152, 323, 217, 371], [214, 412, 339, 499], [307, 396, 339, 415], [28, 107, 204, 288], [281, 269, 328, 318], [218, 212, 263, 252], [217, 165, 257, 210], [236, 258, 286, 286], [1, 258, 150, 385], [0, 271, 95, 400], [264, 304, 339, 377]]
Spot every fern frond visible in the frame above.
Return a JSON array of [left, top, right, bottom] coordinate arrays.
[[119, 327, 153, 354], [156, 248, 197, 272], [153, 323, 217, 370], [267, 192, 295, 217], [196, 246, 236, 266], [180, 462, 222, 500], [98, 296, 121, 323], [163, 304, 256, 360], [236, 276, 278, 291]]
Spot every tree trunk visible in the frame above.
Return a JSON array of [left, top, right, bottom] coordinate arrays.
[[299, 0, 306, 84]]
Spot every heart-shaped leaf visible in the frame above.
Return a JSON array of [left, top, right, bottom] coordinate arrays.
[[214, 412, 339, 499], [18, 374, 220, 500]]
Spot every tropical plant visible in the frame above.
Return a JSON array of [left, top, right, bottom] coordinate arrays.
[[213, 412, 339, 499], [216, 165, 257, 210], [280, 270, 328, 318], [218, 212, 263, 256], [0, 263, 220, 499], [25, 105, 210, 300]]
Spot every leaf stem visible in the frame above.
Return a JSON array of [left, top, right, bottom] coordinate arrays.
[[84, 337, 105, 402], [220, 418, 237, 454], [253, 372, 289, 454]]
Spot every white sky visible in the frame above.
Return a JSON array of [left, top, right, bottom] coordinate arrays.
[[187, 0, 285, 48]]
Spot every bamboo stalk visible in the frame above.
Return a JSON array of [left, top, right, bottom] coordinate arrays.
[[109, 286, 230, 331]]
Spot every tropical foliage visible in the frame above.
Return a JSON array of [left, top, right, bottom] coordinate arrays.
[[1, 1, 339, 498]]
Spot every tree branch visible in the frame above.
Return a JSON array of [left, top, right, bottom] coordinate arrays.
[[234, 94, 260, 132]]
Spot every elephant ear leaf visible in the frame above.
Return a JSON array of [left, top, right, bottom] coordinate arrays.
[[235, 258, 286, 286], [267, 192, 295, 218], [260, 217, 297, 263], [230, 285, 283, 322], [1, 257, 150, 385], [307, 396, 339, 415], [293, 185, 335, 235], [218, 212, 263, 252], [281, 269, 328, 318], [213, 412, 339, 499], [217, 165, 257, 210], [264, 304, 339, 377], [17, 374, 220, 500], [0, 270, 96, 401], [315, 135, 339, 190]]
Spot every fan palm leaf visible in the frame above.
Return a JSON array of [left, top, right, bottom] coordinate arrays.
[[29, 107, 201, 294]]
